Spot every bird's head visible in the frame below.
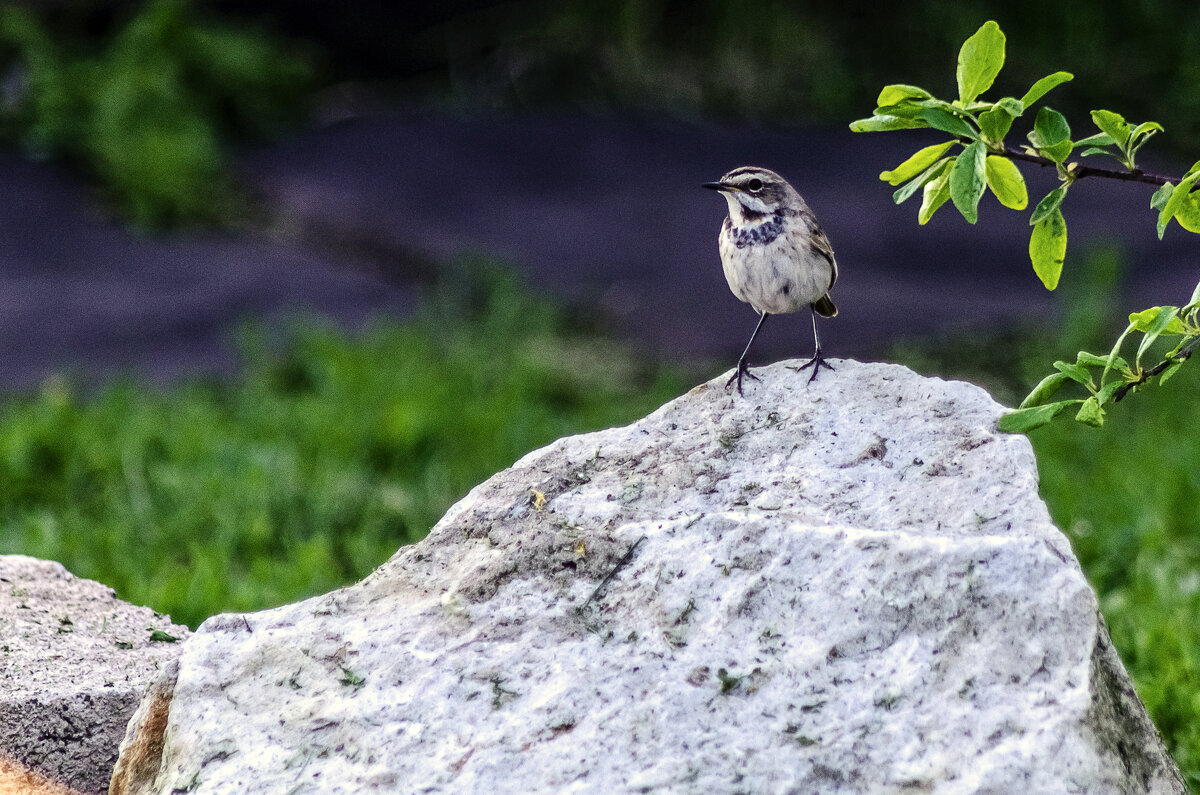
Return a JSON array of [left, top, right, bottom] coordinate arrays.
[[702, 166, 796, 220]]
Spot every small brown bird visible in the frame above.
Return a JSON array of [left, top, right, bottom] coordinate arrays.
[[703, 166, 838, 395]]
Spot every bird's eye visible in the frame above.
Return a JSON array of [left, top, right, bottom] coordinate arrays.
[[747, 178, 763, 192]]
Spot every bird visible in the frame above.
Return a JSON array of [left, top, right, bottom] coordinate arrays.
[[702, 166, 838, 395]]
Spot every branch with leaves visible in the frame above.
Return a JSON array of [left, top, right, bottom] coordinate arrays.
[[850, 20, 1200, 430]]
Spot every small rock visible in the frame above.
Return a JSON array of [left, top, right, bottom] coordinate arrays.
[[0, 556, 188, 795]]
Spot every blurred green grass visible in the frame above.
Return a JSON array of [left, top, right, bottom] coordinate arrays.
[[0, 264, 688, 628]]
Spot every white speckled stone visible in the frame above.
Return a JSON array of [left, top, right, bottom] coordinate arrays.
[[0, 555, 187, 795], [112, 360, 1183, 794]]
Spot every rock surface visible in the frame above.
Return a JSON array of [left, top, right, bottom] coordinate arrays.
[[0, 556, 188, 795], [111, 360, 1184, 794]]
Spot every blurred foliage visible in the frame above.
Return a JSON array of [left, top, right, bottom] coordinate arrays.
[[3, 1, 1198, 223], [0, 0, 314, 226], [893, 244, 1200, 788], [422, 0, 1200, 151], [0, 262, 687, 627]]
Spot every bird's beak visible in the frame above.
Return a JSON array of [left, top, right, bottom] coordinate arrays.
[[702, 181, 733, 192]]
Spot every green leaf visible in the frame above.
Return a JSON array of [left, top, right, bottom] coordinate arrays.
[[1076, 350, 1128, 371], [1042, 140, 1073, 163], [1127, 121, 1163, 160], [873, 101, 930, 119], [1095, 379, 1125, 404], [1078, 146, 1121, 159], [911, 98, 964, 113], [984, 155, 1027, 210], [1156, 360, 1185, 386], [1052, 360, 1093, 386], [1029, 184, 1069, 225], [892, 157, 953, 205], [1128, 303, 1185, 331], [1074, 132, 1117, 147], [977, 97, 1025, 143], [1178, 191, 1200, 234], [998, 400, 1078, 433], [1090, 109, 1131, 147], [1074, 396, 1105, 427], [950, 140, 987, 223], [1131, 306, 1184, 366], [1157, 173, 1200, 239], [918, 162, 953, 224], [1018, 371, 1071, 408], [957, 21, 1006, 104], [1029, 208, 1067, 290], [1130, 306, 1183, 358], [1019, 71, 1073, 107], [1188, 279, 1200, 311], [978, 107, 1015, 142], [1166, 335, 1193, 358], [1129, 120, 1164, 142], [850, 115, 929, 133], [919, 107, 977, 139], [1033, 107, 1071, 143], [1159, 358, 1186, 385], [877, 84, 933, 106], [958, 100, 995, 113], [1150, 182, 1173, 211], [1030, 107, 1072, 162], [879, 141, 956, 186], [1101, 323, 1136, 386], [994, 97, 1024, 116]]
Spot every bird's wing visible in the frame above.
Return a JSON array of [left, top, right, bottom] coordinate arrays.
[[801, 211, 838, 291]]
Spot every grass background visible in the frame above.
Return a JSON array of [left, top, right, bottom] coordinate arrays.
[[0, 265, 687, 628]]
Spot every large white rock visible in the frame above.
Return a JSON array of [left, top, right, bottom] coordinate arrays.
[[111, 360, 1183, 794]]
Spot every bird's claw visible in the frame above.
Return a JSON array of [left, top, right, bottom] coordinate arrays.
[[726, 360, 761, 396], [790, 349, 834, 384]]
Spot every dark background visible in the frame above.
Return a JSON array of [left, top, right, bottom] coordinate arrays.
[[1, 0, 1197, 388]]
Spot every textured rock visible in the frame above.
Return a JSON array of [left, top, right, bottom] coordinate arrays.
[[0, 556, 188, 795], [112, 360, 1184, 794], [0, 754, 82, 795]]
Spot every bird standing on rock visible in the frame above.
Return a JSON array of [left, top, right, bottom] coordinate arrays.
[[703, 166, 838, 395]]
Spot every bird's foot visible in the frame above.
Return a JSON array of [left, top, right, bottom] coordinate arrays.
[[726, 359, 761, 396], [789, 349, 835, 384]]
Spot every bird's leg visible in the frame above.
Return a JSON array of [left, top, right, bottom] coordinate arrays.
[[727, 312, 768, 396], [792, 305, 835, 384]]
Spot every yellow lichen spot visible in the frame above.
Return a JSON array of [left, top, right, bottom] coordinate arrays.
[[530, 489, 546, 512], [574, 540, 586, 558]]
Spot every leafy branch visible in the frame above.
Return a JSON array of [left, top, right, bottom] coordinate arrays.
[[998, 289, 1200, 431], [996, 142, 1172, 186], [850, 20, 1200, 430]]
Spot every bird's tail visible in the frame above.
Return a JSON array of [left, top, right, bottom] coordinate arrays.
[[813, 295, 837, 318]]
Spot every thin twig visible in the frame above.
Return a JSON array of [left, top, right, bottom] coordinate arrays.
[[1113, 334, 1200, 402], [998, 143, 1173, 186], [577, 535, 647, 613]]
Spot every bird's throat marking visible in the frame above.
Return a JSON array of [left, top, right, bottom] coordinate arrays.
[[731, 214, 785, 249]]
